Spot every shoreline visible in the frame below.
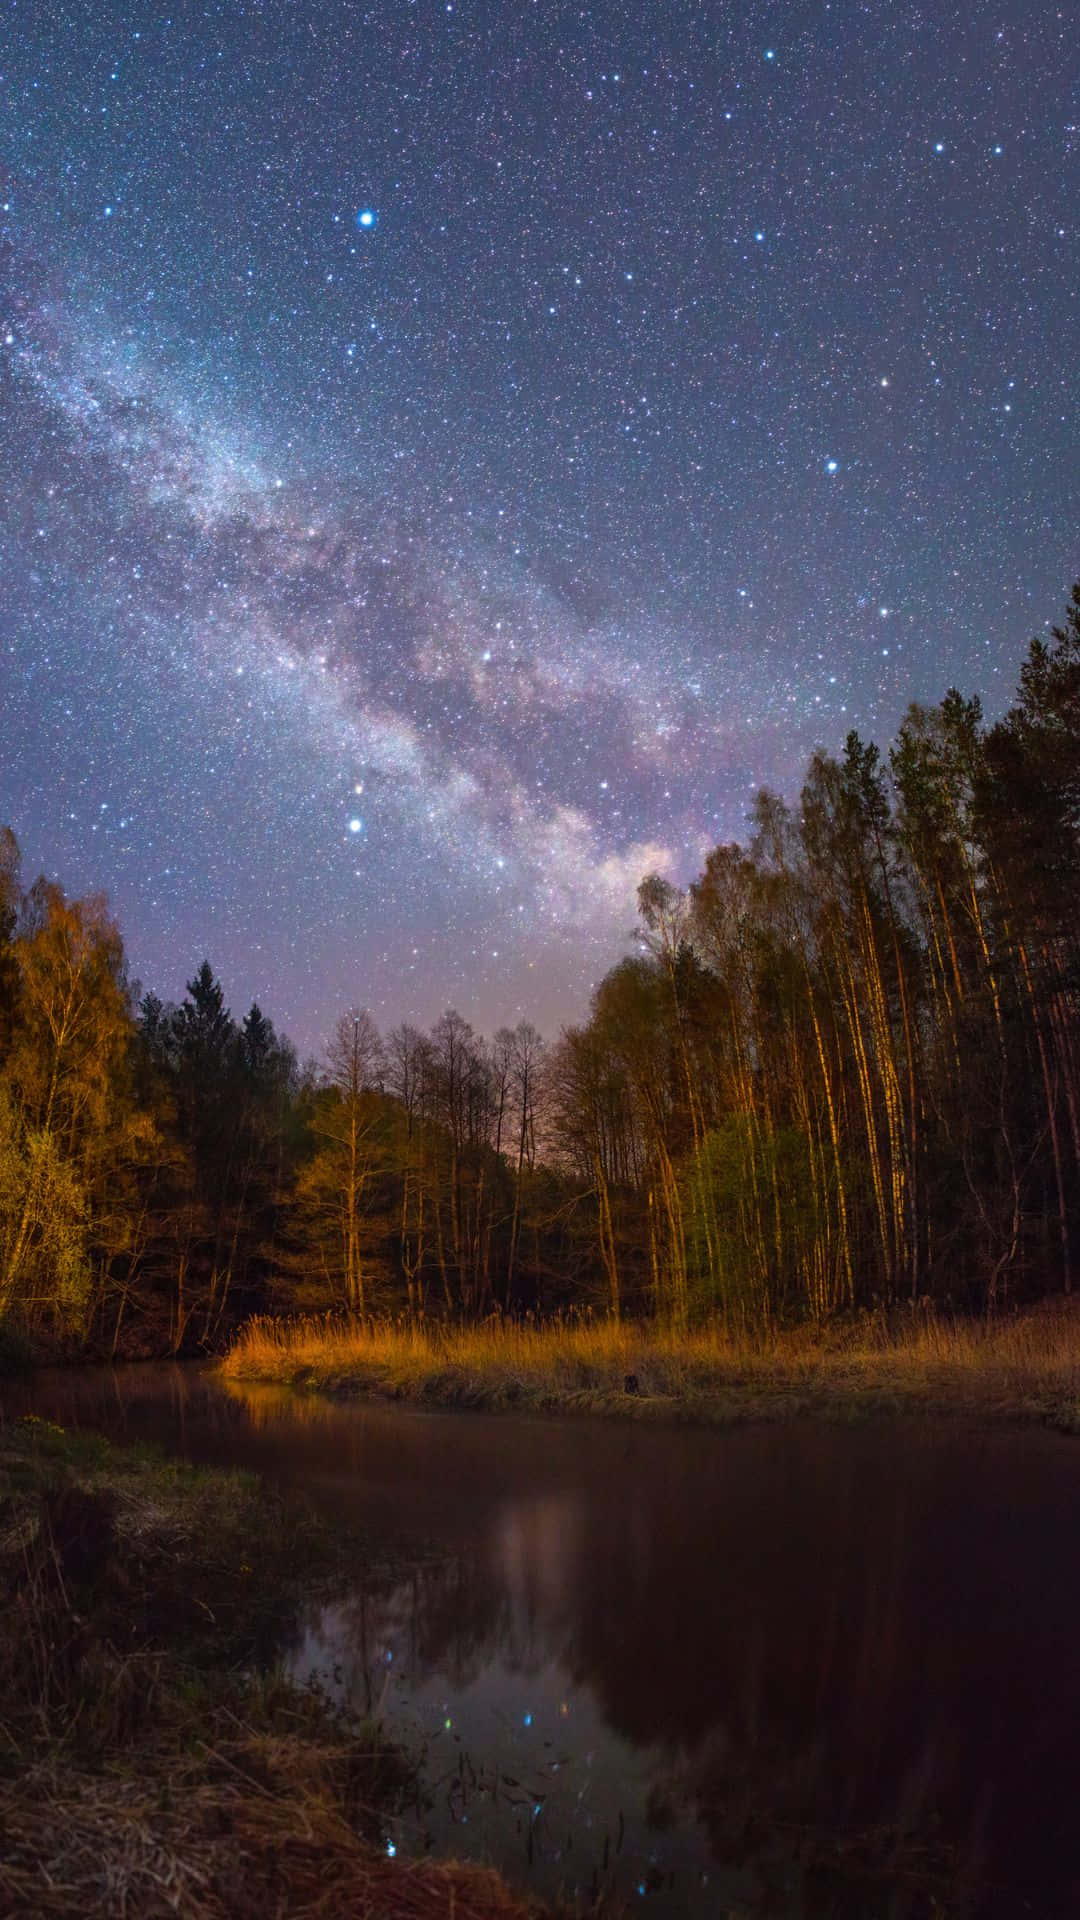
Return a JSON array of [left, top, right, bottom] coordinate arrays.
[[6, 1347, 1059, 1917], [219, 1305, 1080, 1434], [0, 1419, 545, 1920]]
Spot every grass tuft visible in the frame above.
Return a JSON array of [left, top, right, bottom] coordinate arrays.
[[220, 1300, 1080, 1429]]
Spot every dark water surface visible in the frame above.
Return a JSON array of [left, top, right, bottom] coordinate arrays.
[[7, 1365, 1080, 1917]]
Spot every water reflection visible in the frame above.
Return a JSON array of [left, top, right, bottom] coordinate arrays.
[[10, 1365, 1080, 1916]]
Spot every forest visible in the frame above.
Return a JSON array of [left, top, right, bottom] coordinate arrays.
[[2, 586, 1078, 1358]]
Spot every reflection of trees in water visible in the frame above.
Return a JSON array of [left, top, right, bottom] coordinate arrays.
[[9, 1361, 251, 1452], [334, 1488, 592, 1700], [649, 1723, 970, 1920], [325, 1501, 589, 1703], [319, 1480, 977, 1915], [456, 1426, 1080, 1917], [283, 1413, 1080, 1914], [22, 1376, 1080, 1914], [222, 1378, 348, 1431], [573, 1469, 938, 1859], [338, 1557, 516, 1698]]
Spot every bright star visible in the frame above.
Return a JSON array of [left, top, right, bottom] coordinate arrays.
[[825, 458, 839, 473], [356, 208, 377, 230], [348, 817, 363, 834]]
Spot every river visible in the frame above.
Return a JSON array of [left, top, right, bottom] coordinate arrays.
[[7, 1363, 1080, 1917]]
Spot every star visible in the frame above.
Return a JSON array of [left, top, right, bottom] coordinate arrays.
[[0, 0, 1072, 1056]]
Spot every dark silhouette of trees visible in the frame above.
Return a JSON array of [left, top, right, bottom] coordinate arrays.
[[1, 584, 1079, 1347]]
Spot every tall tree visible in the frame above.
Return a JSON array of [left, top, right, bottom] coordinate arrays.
[[290, 1011, 385, 1312], [0, 827, 20, 1065], [0, 885, 136, 1331], [497, 1021, 546, 1306]]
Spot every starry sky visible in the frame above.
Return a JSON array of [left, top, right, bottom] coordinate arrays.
[[1, 1, 1077, 1055]]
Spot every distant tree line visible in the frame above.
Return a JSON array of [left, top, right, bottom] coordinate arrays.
[[1, 587, 1078, 1352]]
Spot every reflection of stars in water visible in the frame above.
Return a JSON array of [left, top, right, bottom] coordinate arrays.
[[295, 1586, 721, 1916]]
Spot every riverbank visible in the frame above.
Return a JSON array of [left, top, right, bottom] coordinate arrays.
[[220, 1303, 1080, 1431], [0, 1419, 548, 1919]]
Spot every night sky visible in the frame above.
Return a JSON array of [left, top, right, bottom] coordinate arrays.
[[2, 2, 1077, 1055]]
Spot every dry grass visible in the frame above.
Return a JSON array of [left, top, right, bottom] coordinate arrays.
[[0, 1773, 541, 1920], [220, 1301, 1080, 1429], [0, 1419, 552, 1920]]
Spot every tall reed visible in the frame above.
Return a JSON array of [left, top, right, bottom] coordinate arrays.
[[220, 1303, 1080, 1425]]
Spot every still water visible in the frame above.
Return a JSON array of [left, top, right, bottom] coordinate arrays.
[[8, 1364, 1080, 1917]]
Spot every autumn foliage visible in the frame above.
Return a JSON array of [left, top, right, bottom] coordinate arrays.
[[2, 587, 1079, 1353]]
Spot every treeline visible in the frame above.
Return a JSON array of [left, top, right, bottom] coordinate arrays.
[[1, 587, 1078, 1352]]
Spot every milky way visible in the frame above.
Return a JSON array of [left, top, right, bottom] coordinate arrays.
[[1, 1, 1077, 1053]]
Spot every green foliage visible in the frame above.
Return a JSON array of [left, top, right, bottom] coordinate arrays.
[[2, 582, 1080, 1346], [685, 1118, 824, 1323], [0, 1088, 92, 1332]]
